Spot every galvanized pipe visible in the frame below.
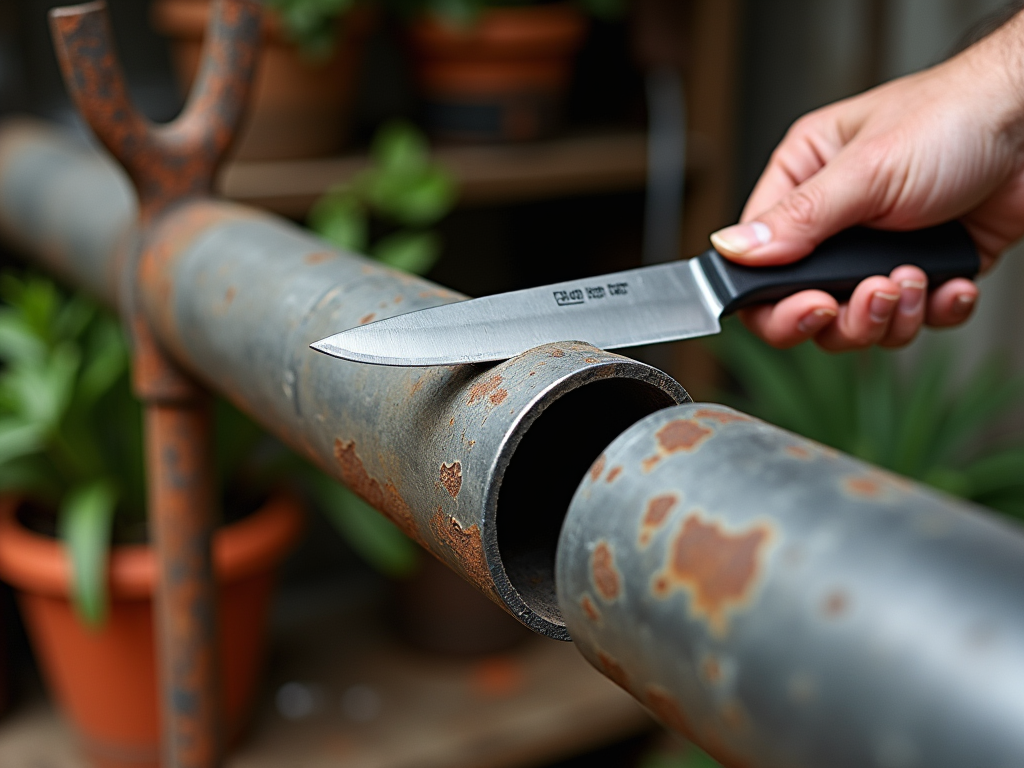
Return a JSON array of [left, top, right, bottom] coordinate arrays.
[[558, 403, 1024, 767], [0, 120, 688, 640]]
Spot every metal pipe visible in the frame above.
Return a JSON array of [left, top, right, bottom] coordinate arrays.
[[0, 121, 688, 640], [557, 402, 1024, 767]]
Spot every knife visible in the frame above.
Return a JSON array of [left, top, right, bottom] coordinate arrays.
[[311, 222, 979, 367]]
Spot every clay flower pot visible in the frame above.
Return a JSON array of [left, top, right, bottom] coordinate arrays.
[[408, 4, 587, 142], [0, 495, 303, 768], [152, 0, 374, 161]]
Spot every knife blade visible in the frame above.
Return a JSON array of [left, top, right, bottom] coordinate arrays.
[[311, 222, 979, 367]]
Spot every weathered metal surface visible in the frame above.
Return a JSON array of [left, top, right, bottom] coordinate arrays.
[[0, 123, 688, 639], [46, 2, 262, 766], [558, 403, 1024, 768]]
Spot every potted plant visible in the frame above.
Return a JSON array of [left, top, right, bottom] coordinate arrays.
[[392, 0, 623, 142], [0, 273, 303, 768], [152, 0, 375, 161]]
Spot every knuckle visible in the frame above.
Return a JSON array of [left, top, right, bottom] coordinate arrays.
[[777, 186, 823, 229]]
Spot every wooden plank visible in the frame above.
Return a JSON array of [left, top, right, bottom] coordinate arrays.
[[218, 131, 716, 218]]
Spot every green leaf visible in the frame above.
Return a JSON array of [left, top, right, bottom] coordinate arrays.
[[78, 320, 129, 406], [373, 120, 431, 175], [308, 192, 368, 253], [373, 231, 441, 275], [0, 419, 47, 465], [59, 480, 118, 628], [371, 168, 458, 227]]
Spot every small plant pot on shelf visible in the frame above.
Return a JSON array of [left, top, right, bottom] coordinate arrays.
[[0, 494, 303, 768], [408, 4, 587, 143], [152, 0, 374, 161]]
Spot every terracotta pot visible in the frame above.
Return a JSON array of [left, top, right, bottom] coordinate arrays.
[[152, 0, 374, 161], [409, 5, 587, 142], [0, 495, 303, 768]]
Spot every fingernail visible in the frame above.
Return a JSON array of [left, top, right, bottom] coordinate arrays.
[[710, 222, 772, 256], [898, 279, 926, 315], [869, 291, 899, 323], [952, 293, 976, 315], [797, 307, 837, 335]]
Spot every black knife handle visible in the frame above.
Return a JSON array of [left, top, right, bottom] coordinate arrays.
[[696, 221, 980, 316]]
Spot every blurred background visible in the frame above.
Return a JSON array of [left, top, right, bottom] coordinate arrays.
[[0, 1, 1021, 766]]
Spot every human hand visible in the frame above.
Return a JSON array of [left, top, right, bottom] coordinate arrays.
[[709, 12, 1024, 350]]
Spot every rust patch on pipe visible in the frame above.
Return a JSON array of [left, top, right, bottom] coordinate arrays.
[[785, 444, 812, 460], [641, 455, 662, 473], [640, 493, 677, 547], [821, 590, 849, 618], [596, 651, 629, 691], [359, 313, 376, 325], [653, 513, 771, 636], [440, 461, 462, 499], [430, 508, 496, 598], [584, 357, 599, 364], [581, 594, 601, 622], [550, 348, 565, 358], [489, 388, 509, 405], [223, 286, 236, 306], [606, 466, 622, 483], [843, 470, 909, 500], [693, 408, 751, 425], [658, 419, 713, 453], [468, 374, 503, 405], [333, 439, 424, 545], [701, 655, 722, 684], [592, 541, 621, 601], [645, 686, 697, 740], [304, 251, 335, 265], [589, 454, 606, 482]]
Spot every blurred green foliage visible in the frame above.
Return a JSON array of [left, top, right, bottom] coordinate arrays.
[[707, 319, 1024, 520], [640, 745, 722, 768], [386, 0, 624, 26], [262, 0, 358, 59]]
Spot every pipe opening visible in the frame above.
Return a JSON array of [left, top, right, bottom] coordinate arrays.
[[496, 377, 680, 630]]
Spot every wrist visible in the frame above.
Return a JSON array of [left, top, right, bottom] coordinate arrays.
[[963, 9, 1024, 147]]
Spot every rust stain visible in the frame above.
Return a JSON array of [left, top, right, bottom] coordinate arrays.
[[693, 408, 751, 424], [449, 417, 455, 426], [430, 509, 495, 597], [440, 461, 463, 499], [606, 466, 623, 483], [394, 295, 404, 304], [844, 476, 881, 497], [359, 313, 376, 325], [640, 494, 678, 547], [821, 590, 849, 618], [596, 651, 630, 691], [785, 445, 812, 460], [653, 512, 771, 636], [468, 375, 504, 405], [701, 655, 722, 684], [658, 419, 713, 453], [589, 454, 606, 482], [304, 251, 335, 265], [550, 348, 565, 357], [529, 371, 536, 376], [592, 541, 621, 601], [584, 357, 599, 363], [489, 389, 509, 405], [581, 594, 601, 622], [645, 686, 697, 740], [333, 439, 424, 545], [641, 455, 661, 473], [223, 286, 236, 305]]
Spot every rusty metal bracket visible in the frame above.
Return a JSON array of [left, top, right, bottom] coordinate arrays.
[[48, 3, 262, 767]]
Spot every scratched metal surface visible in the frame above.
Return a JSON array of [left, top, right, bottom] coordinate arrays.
[[557, 403, 1024, 768]]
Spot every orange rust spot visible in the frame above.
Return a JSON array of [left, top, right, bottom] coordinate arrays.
[[844, 476, 882, 498], [821, 590, 849, 618], [654, 513, 771, 636], [643, 494, 677, 531], [584, 357, 599, 363], [394, 295, 404, 304], [550, 348, 565, 357], [592, 542, 621, 601], [701, 655, 722, 684], [333, 439, 424, 545], [489, 388, 509, 405], [581, 594, 601, 622], [449, 417, 455, 426], [468, 375, 503, 405], [529, 371, 536, 376], [693, 408, 751, 424], [470, 657, 524, 698], [359, 313, 376, 325], [589, 454, 606, 482], [304, 251, 335, 265], [645, 686, 697, 740], [597, 651, 630, 691], [224, 286, 236, 305], [785, 445, 812, 460], [641, 455, 661, 473], [606, 466, 623, 483], [430, 509, 495, 597], [658, 419, 713, 453], [440, 461, 463, 499]]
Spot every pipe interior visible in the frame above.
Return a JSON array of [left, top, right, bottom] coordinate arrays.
[[496, 377, 680, 629]]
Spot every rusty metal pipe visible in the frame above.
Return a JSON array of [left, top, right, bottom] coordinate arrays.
[[0, 121, 688, 639], [557, 403, 1024, 767]]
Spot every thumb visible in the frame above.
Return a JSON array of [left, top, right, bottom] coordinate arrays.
[[711, 155, 878, 266]]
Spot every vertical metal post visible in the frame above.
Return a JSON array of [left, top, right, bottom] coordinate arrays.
[[47, 2, 261, 766]]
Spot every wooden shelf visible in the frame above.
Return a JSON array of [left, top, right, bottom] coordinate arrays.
[[0, 599, 652, 768], [218, 130, 717, 218]]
